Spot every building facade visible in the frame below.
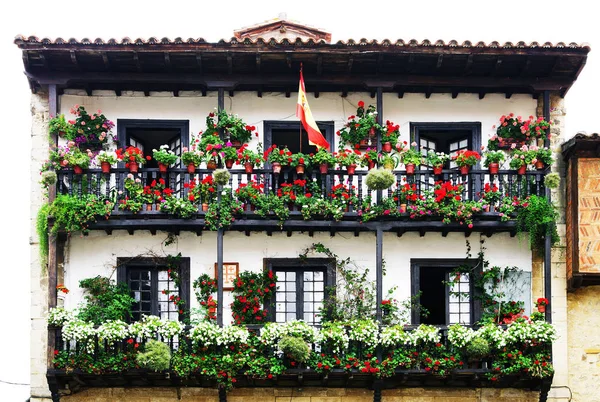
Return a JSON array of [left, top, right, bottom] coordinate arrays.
[[18, 17, 592, 402]]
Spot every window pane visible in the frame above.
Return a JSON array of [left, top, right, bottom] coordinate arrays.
[[305, 293, 313, 301], [276, 303, 285, 312], [286, 292, 296, 302], [276, 292, 284, 302], [305, 282, 313, 291], [449, 314, 459, 324], [460, 139, 468, 148], [314, 292, 324, 302], [287, 282, 296, 291], [287, 303, 296, 312], [276, 313, 285, 322], [304, 302, 313, 312], [449, 303, 460, 313], [158, 271, 168, 280], [314, 272, 323, 281], [278, 282, 286, 291], [286, 272, 295, 281], [304, 272, 313, 281], [304, 313, 313, 322], [314, 282, 323, 291], [286, 313, 296, 321]]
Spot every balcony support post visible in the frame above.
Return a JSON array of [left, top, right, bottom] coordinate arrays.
[[542, 90, 552, 324], [218, 87, 227, 142], [375, 226, 383, 323], [216, 185, 224, 326], [49, 84, 59, 147], [543, 90, 550, 148]]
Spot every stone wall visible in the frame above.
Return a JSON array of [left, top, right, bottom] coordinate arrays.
[[29, 91, 52, 401], [57, 387, 541, 402]]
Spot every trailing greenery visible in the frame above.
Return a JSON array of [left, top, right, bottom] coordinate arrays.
[[515, 195, 559, 251], [212, 169, 231, 186], [136, 340, 171, 372], [544, 172, 560, 189], [278, 336, 310, 363], [78, 276, 135, 325], [49, 194, 114, 235], [465, 337, 490, 360], [36, 204, 50, 268]]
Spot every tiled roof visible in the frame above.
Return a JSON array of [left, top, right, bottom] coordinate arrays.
[[13, 34, 591, 50]]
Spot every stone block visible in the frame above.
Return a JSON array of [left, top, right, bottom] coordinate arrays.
[[309, 397, 342, 402], [276, 398, 310, 402]]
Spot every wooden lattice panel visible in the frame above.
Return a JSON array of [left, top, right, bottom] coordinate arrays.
[[578, 158, 600, 273]]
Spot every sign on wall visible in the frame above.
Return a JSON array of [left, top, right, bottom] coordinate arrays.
[[214, 262, 239, 290]]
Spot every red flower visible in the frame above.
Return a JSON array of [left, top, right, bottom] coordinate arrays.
[[146, 156, 152, 160], [358, 101, 365, 108]]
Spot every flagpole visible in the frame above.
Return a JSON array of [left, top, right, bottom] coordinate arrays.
[[299, 63, 303, 153]]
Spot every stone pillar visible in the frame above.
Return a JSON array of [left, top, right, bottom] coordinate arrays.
[[30, 90, 53, 401], [536, 94, 570, 401]]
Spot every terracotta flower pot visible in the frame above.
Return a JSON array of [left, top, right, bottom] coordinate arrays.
[[405, 163, 415, 175], [535, 161, 545, 170], [433, 165, 443, 175], [295, 164, 305, 175], [399, 204, 407, 214], [244, 162, 253, 174], [129, 162, 139, 173], [187, 164, 196, 174], [231, 139, 242, 148], [346, 164, 357, 175], [382, 142, 392, 153], [225, 159, 234, 169], [101, 162, 111, 174], [207, 161, 217, 170], [202, 203, 209, 212], [483, 205, 490, 212], [368, 160, 376, 170], [537, 305, 546, 313], [158, 163, 168, 173], [272, 162, 282, 174], [73, 165, 83, 174], [319, 163, 329, 174], [488, 162, 499, 175], [459, 165, 470, 175], [517, 165, 527, 175]]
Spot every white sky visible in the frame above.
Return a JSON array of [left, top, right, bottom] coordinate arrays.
[[0, 0, 597, 399]]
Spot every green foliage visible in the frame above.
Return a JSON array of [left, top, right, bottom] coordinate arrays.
[[231, 270, 276, 324], [36, 204, 50, 268], [400, 147, 422, 166], [40, 171, 57, 188], [50, 194, 114, 235], [290, 152, 311, 168], [212, 169, 231, 186], [152, 145, 178, 166], [48, 114, 74, 138], [544, 172, 560, 189], [162, 197, 197, 218], [465, 337, 490, 359], [77, 276, 135, 324], [365, 168, 395, 190], [516, 195, 559, 251], [215, 109, 255, 144], [483, 150, 506, 167], [311, 147, 336, 166], [278, 336, 310, 363], [136, 340, 171, 372], [338, 101, 382, 150], [204, 190, 244, 230]]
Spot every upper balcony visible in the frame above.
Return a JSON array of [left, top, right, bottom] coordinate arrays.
[[53, 166, 549, 236]]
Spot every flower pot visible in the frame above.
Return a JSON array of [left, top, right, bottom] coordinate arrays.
[[319, 163, 329, 174], [295, 164, 305, 175], [488, 162, 499, 175], [537, 305, 546, 313], [231, 139, 242, 148], [207, 161, 217, 170], [368, 160, 376, 170], [187, 163, 196, 174], [346, 164, 357, 175], [405, 163, 416, 175], [225, 159, 234, 169], [399, 204, 407, 213], [272, 162, 282, 174], [358, 139, 371, 149], [517, 165, 527, 175], [158, 163, 168, 173], [433, 165, 443, 175], [244, 162, 253, 174], [73, 166, 83, 174], [459, 165, 470, 175], [535, 161, 545, 170], [483, 205, 490, 212], [382, 142, 392, 153], [129, 162, 139, 173], [101, 162, 111, 174], [202, 203, 209, 212]]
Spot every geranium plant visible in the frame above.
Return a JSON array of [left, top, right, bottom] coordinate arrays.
[[337, 101, 382, 150], [336, 149, 360, 167], [483, 150, 506, 167], [311, 147, 336, 167], [48, 114, 74, 138], [534, 147, 553, 166], [265, 145, 293, 166], [424, 150, 449, 168], [118, 146, 146, 165], [65, 105, 115, 148], [209, 109, 257, 145], [509, 146, 536, 169], [290, 152, 311, 168], [381, 120, 401, 146], [453, 150, 481, 167], [488, 114, 551, 150], [231, 270, 277, 324], [66, 147, 92, 169], [400, 143, 423, 166], [181, 132, 205, 167], [152, 145, 178, 166], [221, 142, 239, 162], [96, 150, 118, 165], [360, 148, 379, 168], [237, 144, 264, 168]]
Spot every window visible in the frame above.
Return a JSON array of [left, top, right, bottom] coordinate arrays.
[[411, 122, 481, 169], [265, 258, 335, 325], [263, 121, 335, 158], [410, 259, 480, 326], [117, 257, 190, 322]]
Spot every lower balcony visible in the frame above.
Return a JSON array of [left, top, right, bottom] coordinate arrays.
[[52, 167, 549, 236]]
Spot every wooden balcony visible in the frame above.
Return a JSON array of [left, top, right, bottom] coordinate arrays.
[[55, 167, 548, 236]]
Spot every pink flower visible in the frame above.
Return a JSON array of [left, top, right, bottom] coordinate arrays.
[[511, 143, 517, 149]]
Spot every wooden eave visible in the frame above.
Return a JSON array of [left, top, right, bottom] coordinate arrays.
[[562, 133, 600, 160], [15, 37, 590, 96]]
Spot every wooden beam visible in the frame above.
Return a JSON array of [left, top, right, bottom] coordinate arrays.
[[38, 52, 47, 68], [85, 85, 93, 96], [407, 54, 415, 73], [201, 88, 207, 97], [348, 55, 354, 73], [463, 54, 473, 75], [255, 54, 261, 72], [377, 53, 384, 73], [505, 92, 513, 99], [341, 90, 348, 97], [144, 90, 150, 97], [227, 53, 233, 75], [370, 91, 376, 99], [314, 92, 319, 98], [286, 54, 292, 69], [425, 89, 432, 99], [115, 87, 122, 96], [317, 55, 322, 75], [436, 54, 444, 69], [492, 56, 503, 76], [479, 92, 485, 99], [285, 91, 291, 98], [228, 90, 234, 97], [452, 91, 459, 99], [195, 52, 203, 73], [101, 52, 110, 70], [22, 51, 30, 69], [519, 57, 532, 77], [398, 91, 404, 98], [173, 90, 179, 97], [133, 52, 142, 72], [164, 52, 172, 71]]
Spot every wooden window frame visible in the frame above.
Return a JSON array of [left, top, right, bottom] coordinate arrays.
[[263, 120, 335, 165], [116, 257, 190, 322], [264, 257, 336, 323], [410, 258, 481, 326], [410, 122, 482, 167]]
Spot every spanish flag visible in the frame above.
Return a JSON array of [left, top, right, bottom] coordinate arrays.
[[296, 68, 330, 150]]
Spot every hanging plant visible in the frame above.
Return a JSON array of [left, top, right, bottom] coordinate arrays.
[[231, 270, 277, 325]]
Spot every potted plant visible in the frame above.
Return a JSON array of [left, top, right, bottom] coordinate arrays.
[[290, 153, 310, 175], [488, 114, 551, 150], [479, 182, 501, 211], [336, 149, 360, 174], [118, 146, 146, 173], [399, 143, 422, 174], [96, 150, 118, 174], [424, 150, 449, 175], [509, 146, 536, 175], [381, 120, 401, 153], [152, 145, 178, 173], [237, 144, 264, 173], [464, 337, 490, 369], [337, 101, 382, 150], [534, 147, 553, 170], [535, 297, 549, 313], [378, 152, 400, 171], [66, 148, 91, 174], [482, 150, 506, 175], [48, 114, 73, 138], [311, 147, 336, 174], [266, 145, 292, 174], [453, 150, 480, 175], [221, 142, 239, 168], [66, 105, 115, 150], [365, 169, 396, 191], [210, 109, 256, 146], [181, 149, 203, 173], [204, 143, 223, 169], [359, 148, 379, 170]]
